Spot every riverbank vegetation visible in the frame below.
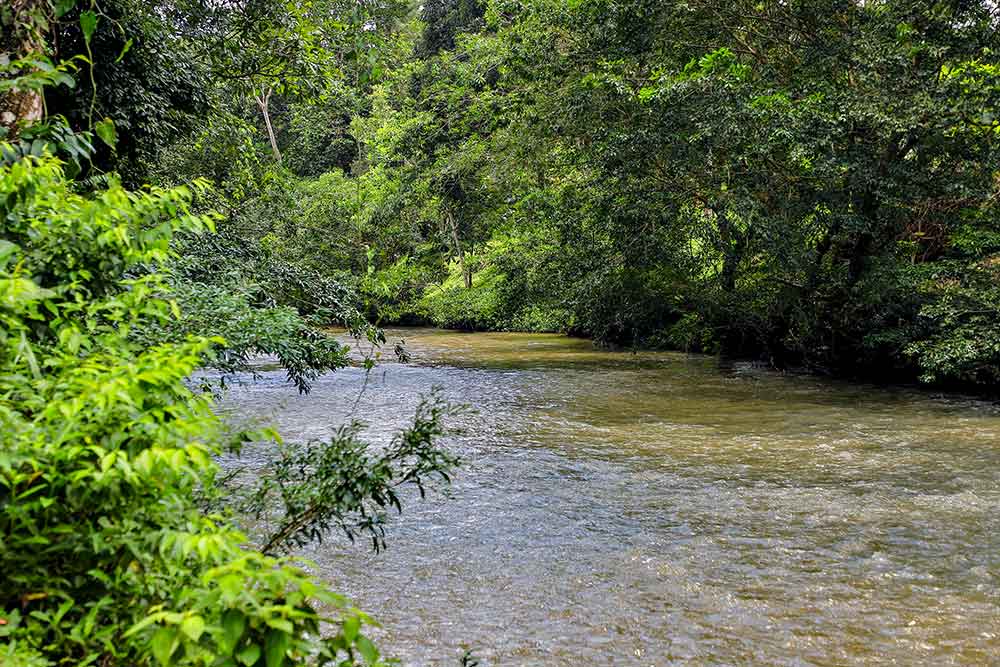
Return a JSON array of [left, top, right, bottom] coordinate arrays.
[[2, 0, 999, 664], [331, 0, 1000, 389], [0, 143, 459, 665], [46, 0, 999, 389], [7, 1, 1000, 389]]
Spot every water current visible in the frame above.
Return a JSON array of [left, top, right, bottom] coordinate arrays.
[[218, 328, 1000, 666]]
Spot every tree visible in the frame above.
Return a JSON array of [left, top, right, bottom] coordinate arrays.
[[1, 1, 67, 134], [0, 148, 369, 666], [418, 0, 485, 56], [2, 10, 463, 663]]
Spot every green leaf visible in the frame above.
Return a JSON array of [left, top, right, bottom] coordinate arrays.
[[95, 118, 117, 148], [180, 615, 205, 642], [116, 38, 134, 63], [150, 627, 177, 666], [220, 610, 246, 653], [54, 0, 77, 17], [80, 11, 99, 44], [356, 636, 378, 665], [124, 611, 166, 638], [342, 615, 360, 643], [264, 618, 293, 634], [236, 643, 261, 666], [0, 240, 19, 267], [217, 574, 243, 603], [264, 629, 290, 667]]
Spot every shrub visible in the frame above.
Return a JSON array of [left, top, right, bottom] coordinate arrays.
[[0, 152, 386, 666]]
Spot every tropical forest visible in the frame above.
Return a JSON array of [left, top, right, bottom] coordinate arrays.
[[1, 0, 999, 665]]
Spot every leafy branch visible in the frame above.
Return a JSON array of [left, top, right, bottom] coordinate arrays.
[[239, 390, 463, 556]]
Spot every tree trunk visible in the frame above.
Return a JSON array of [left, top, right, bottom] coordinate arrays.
[[445, 209, 471, 288], [0, 0, 47, 137], [255, 86, 282, 163], [0, 88, 44, 135], [716, 210, 748, 293]]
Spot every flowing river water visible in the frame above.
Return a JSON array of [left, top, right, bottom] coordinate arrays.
[[218, 328, 1000, 666]]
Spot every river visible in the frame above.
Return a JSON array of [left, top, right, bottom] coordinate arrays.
[[218, 328, 1000, 666]]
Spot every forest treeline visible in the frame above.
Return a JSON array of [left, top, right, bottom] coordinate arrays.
[[319, 0, 1000, 388], [9, 0, 1000, 389], [162, 0, 1000, 389]]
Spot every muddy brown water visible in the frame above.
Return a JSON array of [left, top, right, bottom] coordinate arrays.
[[217, 328, 1000, 666]]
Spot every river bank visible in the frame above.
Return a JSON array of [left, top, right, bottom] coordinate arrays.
[[366, 321, 1000, 400]]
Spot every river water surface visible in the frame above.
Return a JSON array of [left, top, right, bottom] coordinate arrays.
[[219, 328, 1000, 666]]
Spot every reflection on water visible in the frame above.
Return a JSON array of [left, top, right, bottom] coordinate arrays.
[[218, 328, 1000, 666]]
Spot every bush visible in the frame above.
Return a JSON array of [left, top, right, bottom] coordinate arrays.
[[417, 260, 505, 330], [0, 152, 387, 666]]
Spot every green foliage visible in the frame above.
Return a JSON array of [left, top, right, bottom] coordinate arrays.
[[415, 236, 570, 333], [242, 393, 461, 555], [0, 115, 94, 176], [418, 0, 486, 56], [0, 151, 421, 666], [1, 5, 474, 666], [42, 0, 212, 183], [326, 0, 1000, 388], [152, 114, 382, 391], [0, 56, 76, 110], [137, 283, 352, 394], [903, 259, 1000, 385], [418, 260, 506, 330]]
